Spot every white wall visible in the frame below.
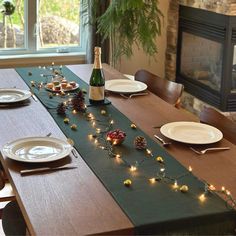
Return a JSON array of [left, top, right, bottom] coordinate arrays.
[[118, 0, 170, 78]]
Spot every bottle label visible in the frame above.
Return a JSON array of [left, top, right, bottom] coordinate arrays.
[[89, 86, 105, 101]]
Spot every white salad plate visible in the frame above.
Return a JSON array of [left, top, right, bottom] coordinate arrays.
[[0, 88, 31, 103], [105, 79, 147, 93], [2, 137, 73, 163], [160, 121, 223, 144]]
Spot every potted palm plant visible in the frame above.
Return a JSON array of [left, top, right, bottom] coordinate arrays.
[[85, 0, 163, 67]]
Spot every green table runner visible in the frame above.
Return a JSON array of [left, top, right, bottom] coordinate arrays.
[[16, 67, 236, 235]]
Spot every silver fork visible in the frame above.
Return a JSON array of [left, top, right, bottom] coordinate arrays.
[[154, 135, 171, 146], [190, 147, 230, 155], [120, 92, 148, 99]]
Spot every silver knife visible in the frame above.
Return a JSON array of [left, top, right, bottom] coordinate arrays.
[[20, 166, 77, 175], [31, 94, 38, 102]]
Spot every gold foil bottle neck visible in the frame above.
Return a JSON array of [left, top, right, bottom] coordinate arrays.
[[94, 47, 101, 55]]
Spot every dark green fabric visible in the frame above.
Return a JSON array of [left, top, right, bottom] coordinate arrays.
[[16, 67, 236, 235]]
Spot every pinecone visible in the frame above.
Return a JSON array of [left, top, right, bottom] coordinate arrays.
[[134, 136, 147, 150], [57, 102, 66, 115], [71, 90, 86, 112]]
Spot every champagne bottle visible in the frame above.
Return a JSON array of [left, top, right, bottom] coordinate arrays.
[[89, 47, 105, 104]]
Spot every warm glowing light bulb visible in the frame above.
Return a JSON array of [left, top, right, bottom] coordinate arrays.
[[112, 140, 117, 145], [110, 120, 114, 124], [209, 184, 216, 191], [130, 166, 137, 172], [188, 166, 192, 172], [146, 149, 152, 156], [96, 128, 101, 134], [160, 168, 165, 173], [72, 109, 77, 114], [226, 190, 231, 196], [149, 178, 156, 184], [115, 154, 122, 163], [88, 134, 93, 140], [63, 101, 67, 106], [221, 186, 226, 192], [92, 121, 96, 127], [173, 180, 179, 189], [115, 154, 121, 158], [88, 113, 94, 119], [94, 139, 98, 144], [199, 193, 206, 202]]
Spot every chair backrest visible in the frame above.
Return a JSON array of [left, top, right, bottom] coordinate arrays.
[[200, 107, 236, 145], [134, 69, 184, 108]]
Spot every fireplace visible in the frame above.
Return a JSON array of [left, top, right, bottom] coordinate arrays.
[[177, 5, 236, 111]]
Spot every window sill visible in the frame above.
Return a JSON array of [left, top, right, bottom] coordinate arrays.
[[0, 52, 86, 68]]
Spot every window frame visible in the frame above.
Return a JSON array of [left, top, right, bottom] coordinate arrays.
[[0, 0, 86, 57]]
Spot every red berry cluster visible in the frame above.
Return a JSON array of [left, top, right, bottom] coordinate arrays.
[[106, 129, 126, 145]]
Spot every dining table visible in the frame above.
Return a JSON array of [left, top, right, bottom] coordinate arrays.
[[0, 63, 235, 235]]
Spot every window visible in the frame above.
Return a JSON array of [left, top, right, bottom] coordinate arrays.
[[0, 0, 86, 57]]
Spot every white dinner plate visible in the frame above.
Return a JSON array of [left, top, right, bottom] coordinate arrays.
[[2, 137, 73, 163], [160, 121, 223, 144], [105, 79, 147, 93], [0, 88, 31, 104]]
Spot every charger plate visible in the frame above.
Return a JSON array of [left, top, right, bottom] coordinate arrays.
[[0, 89, 31, 104], [2, 137, 73, 163], [105, 79, 147, 93], [160, 121, 223, 144]]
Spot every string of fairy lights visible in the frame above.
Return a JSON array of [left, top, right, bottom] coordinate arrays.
[[28, 63, 236, 209], [81, 108, 236, 208]]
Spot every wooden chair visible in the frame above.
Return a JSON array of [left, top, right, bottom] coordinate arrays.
[[200, 107, 236, 145], [134, 69, 184, 108], [0, 167, 27, 235]]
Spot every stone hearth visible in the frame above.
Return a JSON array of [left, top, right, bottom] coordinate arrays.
[[166, 0, 236, 121]]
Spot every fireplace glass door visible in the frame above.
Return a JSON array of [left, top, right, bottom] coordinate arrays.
[[180, 32, 223, 92]]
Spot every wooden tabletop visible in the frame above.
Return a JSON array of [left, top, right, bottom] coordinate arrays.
[[0, 64, 235, 235]]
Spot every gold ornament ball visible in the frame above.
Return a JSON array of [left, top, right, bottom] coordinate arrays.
[[70, 124, 77, 130], [123, 179, 132, 187], [63, 118, 70, 124], [130, 123, 137, 129], [156, 156, 164, 163], [180, 185, 189, 193], [101, 109, 106, 115]]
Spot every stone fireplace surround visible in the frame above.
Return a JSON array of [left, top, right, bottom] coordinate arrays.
[[166, 0, 236, 121]]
